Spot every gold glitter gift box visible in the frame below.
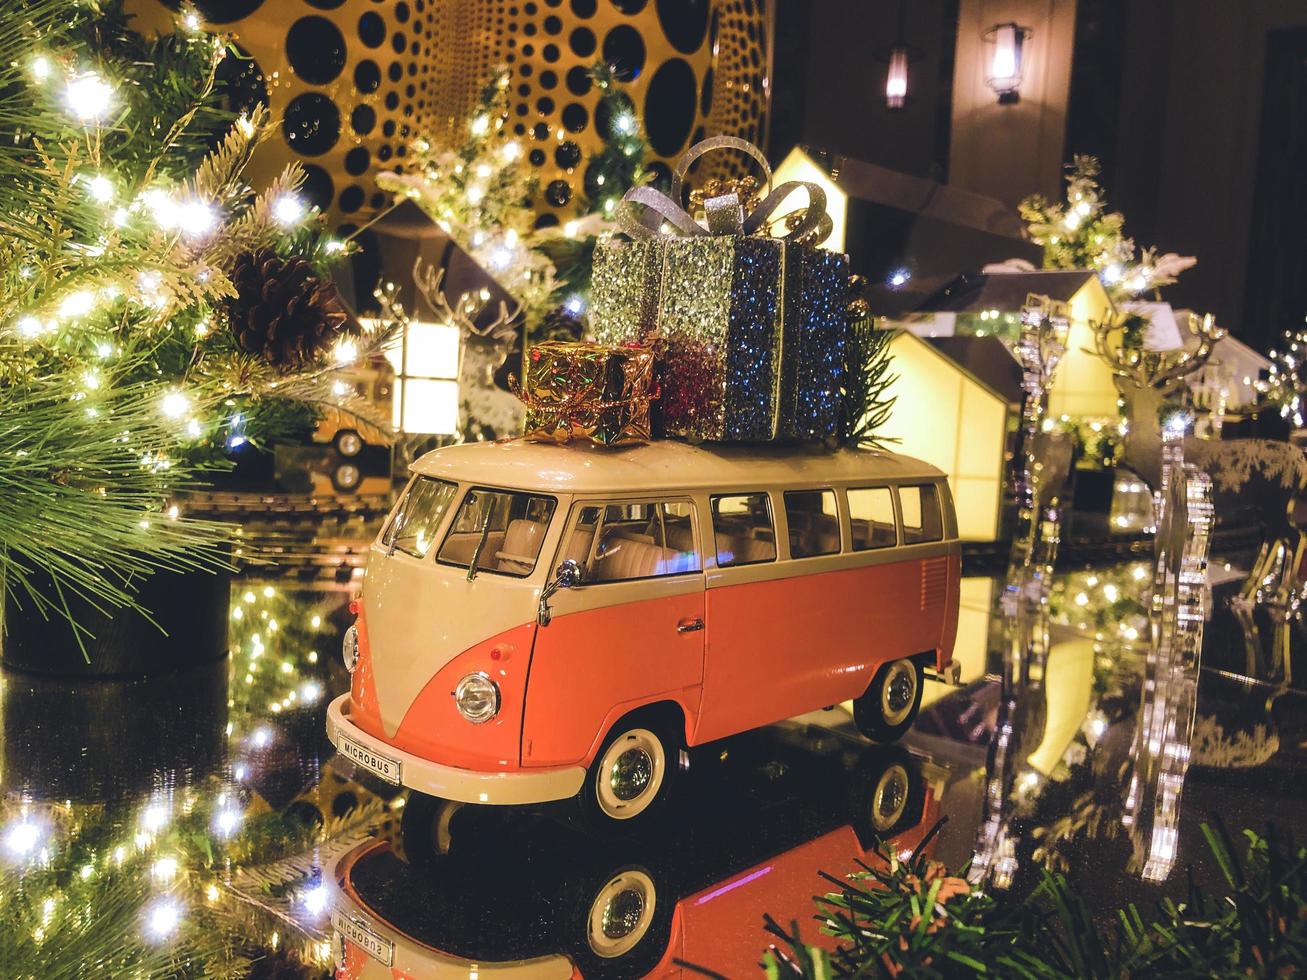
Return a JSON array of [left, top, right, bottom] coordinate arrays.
[[591, 137, 850, 443], [515, 340, 656, 446]]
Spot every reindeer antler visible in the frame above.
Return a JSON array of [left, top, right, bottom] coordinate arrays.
[[1092, 310, 1224, 394], [411, 256, 521, 346]]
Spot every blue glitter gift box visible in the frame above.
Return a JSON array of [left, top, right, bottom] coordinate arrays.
[[592, 234, 850, 443]]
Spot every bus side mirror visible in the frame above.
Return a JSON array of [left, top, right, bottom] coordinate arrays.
[[538, 559, 583, 627]]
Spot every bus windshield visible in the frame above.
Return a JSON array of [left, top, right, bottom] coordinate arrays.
[[437, 487, 557, 578], [381, 478, 458, 559]]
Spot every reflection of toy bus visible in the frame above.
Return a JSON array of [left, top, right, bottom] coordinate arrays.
[[328, 721, 944, 978], [314, 355, 394, 458], [327, 440, 961, 828]]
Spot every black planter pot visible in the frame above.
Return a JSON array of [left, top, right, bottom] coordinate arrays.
[[2, 564, 231, 678], [0, 656, 228, 802]]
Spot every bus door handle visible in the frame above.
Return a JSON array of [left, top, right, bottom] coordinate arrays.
[[676, 618, 704, 634]]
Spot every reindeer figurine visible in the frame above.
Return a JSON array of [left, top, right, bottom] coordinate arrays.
[[1092, 309, 1224, 491]]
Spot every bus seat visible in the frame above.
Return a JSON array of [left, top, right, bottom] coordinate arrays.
[[664, 524, 696, 553], [561, 526, 596, 567], [715, 532, 775, 565], [495, 519, 545, 572], [592, 538, 677, 581]]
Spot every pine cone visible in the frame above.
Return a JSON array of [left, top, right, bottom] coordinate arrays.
[[228, 249, 350, 369], [540, 304, 585, 342]]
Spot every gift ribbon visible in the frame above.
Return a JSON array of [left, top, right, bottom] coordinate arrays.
[[616, 135, 831, 243]]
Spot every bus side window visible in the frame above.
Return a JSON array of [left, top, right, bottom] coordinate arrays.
[[562, 500, 702, 583], [783, 489, 840, 558], [899, 484, 943, 544], [710, 493, 776, 567], [848, 486, 897, 550]]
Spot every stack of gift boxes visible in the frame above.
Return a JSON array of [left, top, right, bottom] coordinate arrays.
[[515, 138, 855, 448]]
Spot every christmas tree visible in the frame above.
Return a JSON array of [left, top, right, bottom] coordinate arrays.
[[0, 0, 368, 643]]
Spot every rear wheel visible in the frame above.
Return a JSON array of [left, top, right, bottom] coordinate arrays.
[[854, 658, 924, 743], [578, 715, 679, 831]]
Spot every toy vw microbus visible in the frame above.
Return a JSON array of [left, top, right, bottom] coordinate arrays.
[[327, 439, 960, 826]]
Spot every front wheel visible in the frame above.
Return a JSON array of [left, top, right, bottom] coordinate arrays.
[[577, 717, 678, 831], [854, 657, 924, 743]]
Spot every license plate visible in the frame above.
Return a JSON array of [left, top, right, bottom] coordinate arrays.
[[332, 910, 394, 967], [338, 734, 402, 784]]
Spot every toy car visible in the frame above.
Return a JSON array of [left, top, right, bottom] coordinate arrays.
[[326, 439, 960, 827]]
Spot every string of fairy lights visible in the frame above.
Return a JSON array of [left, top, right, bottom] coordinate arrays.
[[1, 583, 354, 973]]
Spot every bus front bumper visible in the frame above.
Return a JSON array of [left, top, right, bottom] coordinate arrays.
[[326, 694, 586, 806]]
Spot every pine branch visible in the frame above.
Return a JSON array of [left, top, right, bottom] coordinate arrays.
[[840, 318, 898, 449]]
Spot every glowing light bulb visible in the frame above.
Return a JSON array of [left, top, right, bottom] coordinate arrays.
[[152, 856, 179, 882], [65, 73, 114, 122], [144, 900, 181, 940], [4, 821, 42, 856], [86, 174, 113, 203], [501, 140, 521, 161], [17, 316, 46, 337], [212, 807, 242, 838], [334, 337, 359, 365], [469, 114, 489, 136], [160, 391, 189, 419], [31, 56, 50, 81], [272, 194, 305, 226], [300, 884, 329, 916], [58, 291, 95, 318], [177, 199, 216, 237]]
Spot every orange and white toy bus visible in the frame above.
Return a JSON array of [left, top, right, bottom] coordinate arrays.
[[327, 439, 961, 826]]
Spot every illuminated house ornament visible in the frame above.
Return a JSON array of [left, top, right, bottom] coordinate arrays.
[[983, 22, 1031, 104], [770, 147, 847, 253], [383, 320, 462, 435]]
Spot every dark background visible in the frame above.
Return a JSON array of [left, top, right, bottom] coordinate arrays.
[[767, 0, 1307, 353]]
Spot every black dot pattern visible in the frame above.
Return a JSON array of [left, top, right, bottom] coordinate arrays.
[[183, 0, 768, 226]]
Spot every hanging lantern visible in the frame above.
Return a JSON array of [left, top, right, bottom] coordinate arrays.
[[983, 22, 1032, 104], [885, 45, 910, 110]]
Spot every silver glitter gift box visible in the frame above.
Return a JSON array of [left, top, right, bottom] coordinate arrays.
[[591, 233, 850, 443]]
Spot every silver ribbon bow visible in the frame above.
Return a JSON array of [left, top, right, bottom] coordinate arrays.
[[616, 135, 832, 243]]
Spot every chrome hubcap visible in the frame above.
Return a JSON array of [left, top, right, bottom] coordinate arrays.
[[601, 888, 645, 940], [881, 660, 917, 725], [873, 764, 909, 830], [595, 729, 665, 820], [586, 870, 657, 958], [610, 747, 653, 801]]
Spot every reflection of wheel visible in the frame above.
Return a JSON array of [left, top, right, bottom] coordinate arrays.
[[848, 747, 925, 846], [334, 429, 364, 457], [578, 716, 679, 830], [397, 791, 465, 868], [854, 658, 924, 743], [569, 864, 672, 979], [331, 463, 361, 493], [871, 762, 911, 831]]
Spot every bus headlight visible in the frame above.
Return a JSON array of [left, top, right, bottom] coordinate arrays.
[[342, 624, 359, 673], [454, 672, 500, 724]]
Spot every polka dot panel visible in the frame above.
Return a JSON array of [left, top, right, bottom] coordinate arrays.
[[130, 0, 769, 226]]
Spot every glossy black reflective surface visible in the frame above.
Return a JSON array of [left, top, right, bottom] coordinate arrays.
[[1, 518, 1303, 978]]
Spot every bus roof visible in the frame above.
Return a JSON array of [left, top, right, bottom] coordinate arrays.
[[410, 439, 945, 494]]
